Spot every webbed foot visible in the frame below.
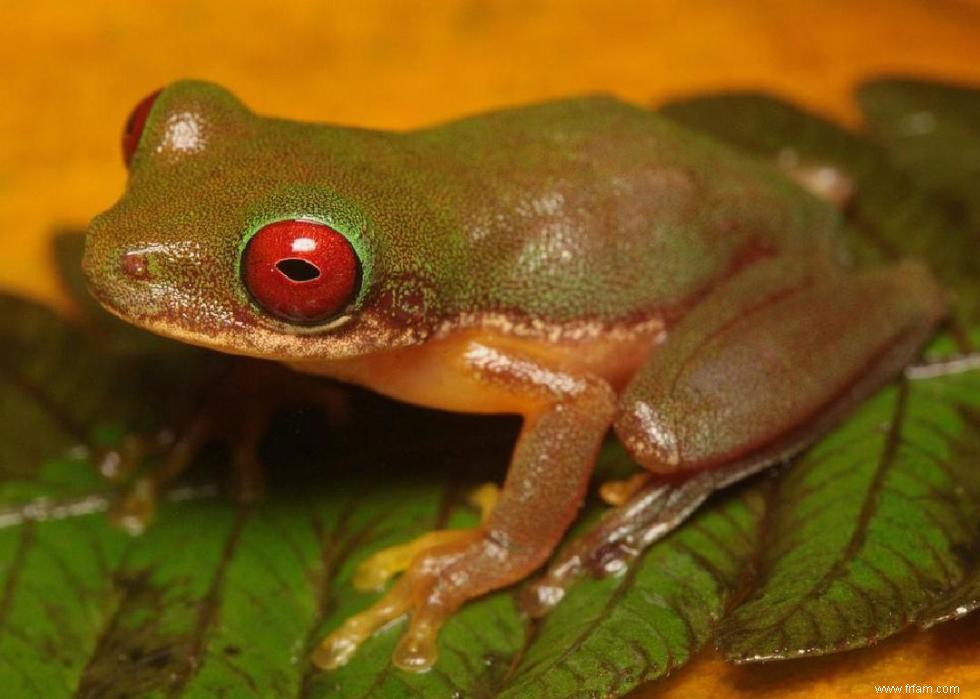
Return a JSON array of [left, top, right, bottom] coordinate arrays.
[[317, 484, 502, 671], [522, 460, 768, 618], [353, 484, 498, 591], [598, 471, 651, 506], [323, 483, 580, 673]]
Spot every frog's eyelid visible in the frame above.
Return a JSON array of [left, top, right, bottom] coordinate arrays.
[[122, 89, 162, 167]]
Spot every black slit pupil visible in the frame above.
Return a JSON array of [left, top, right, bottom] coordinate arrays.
[[276, 258, 321, 282]]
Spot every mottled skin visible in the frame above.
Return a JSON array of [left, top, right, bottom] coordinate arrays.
[[84, 81, 946, 671]]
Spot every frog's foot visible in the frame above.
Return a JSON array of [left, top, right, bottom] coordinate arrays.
[[522, 458, 771, 618], [598, 471, 651, 506], [95, 433, 151, 482], [314, 530, 482, 671], [521, 478, 681, 617], [108, 477, 158, 535], [105, 360, 347, 532], [107, 413, 264, 533], [352, 484, 499, 591], [352, 530, 475, 592], [315, 518, 543, 672], [107, 415, 212, 534]]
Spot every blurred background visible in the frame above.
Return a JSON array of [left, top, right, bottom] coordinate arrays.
[[1, 2, 978, 696]]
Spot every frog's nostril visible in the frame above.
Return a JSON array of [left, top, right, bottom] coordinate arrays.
[[120, 251, 152, 280]]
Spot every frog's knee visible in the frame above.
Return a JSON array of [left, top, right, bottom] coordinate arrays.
[[613, 399, 690, 475], [776, 149, 855, 208]]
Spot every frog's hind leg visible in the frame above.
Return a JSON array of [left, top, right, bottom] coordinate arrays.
[[522, 458, 766, 616], [598, 471, 652, 506], [616, 256, 945, 475], [524, 256, 946, 614]]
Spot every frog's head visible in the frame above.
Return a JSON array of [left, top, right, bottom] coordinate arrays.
[[85, 80, 449, 360]]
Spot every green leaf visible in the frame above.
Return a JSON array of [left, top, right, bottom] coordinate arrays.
[[0, 294, 219, 518], [716, 371, 980, 661], [918, 566, 980, 629], [857, 78, 980, 233], [857, 79, 980, 341], [0, 509, 131, 696], [0, 296, 98, 479], [0, 293, 200, 487]]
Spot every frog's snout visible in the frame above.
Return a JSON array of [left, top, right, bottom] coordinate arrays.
[[81, 214, 159, 314], [120, 251, 153, 281]]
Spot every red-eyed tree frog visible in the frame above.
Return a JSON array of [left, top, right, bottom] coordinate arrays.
[[83, 81, 946, 672]]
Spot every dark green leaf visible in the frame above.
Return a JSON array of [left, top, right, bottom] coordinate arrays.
[[716, 371, 980, 661], [0, 296, 98, 478], [858, 78, 980, 234], [918, 566, 980, 629], [0, 511, 130, 696], [0, 287, 763, 697], [0, 291, 218, 506]]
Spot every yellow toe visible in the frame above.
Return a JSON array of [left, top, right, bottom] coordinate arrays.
[[465, 482, 499, 522], [353, 530, 469, 591], [352, 482, 500, 592], [313, 592, 411, 670], [598, 472, 651, 506]]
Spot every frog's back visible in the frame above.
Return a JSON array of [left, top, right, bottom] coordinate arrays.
[[411, 96, 841, 327]]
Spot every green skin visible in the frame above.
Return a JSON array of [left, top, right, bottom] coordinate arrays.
[[83, 80, 946, 672]]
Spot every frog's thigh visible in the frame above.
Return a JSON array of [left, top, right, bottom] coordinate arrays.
[[615, 257, 945, 474]]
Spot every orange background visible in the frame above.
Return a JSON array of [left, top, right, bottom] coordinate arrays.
[[1, 2, 978, 696]]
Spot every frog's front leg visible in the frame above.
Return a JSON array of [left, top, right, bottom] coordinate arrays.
[[314, 344, 616, 672]]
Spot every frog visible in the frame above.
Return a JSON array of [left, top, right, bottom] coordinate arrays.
[[82, 80, 946, 672]]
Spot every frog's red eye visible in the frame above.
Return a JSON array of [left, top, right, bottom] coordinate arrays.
[[242, 220, 360, 325], [122, 89, 162, 168]]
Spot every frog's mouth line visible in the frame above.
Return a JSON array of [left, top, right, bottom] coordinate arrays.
[[99, 302, 337, 361], [86, 288, 256, 356], [86, 281, 405, 363]]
